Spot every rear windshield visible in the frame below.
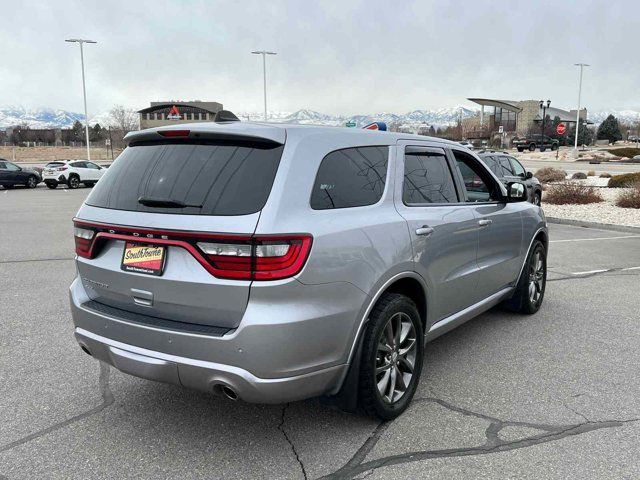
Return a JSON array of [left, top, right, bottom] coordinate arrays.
[[46, 162, 65, 167], [85, 140, 284, 216]]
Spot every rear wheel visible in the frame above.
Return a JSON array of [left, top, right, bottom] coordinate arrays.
[[46, 182, 57, 189], [551, 143, 558, 151], [529, 143, 536, 152], [504, 240, 546, 314], [68, 175, 80, 189], [26, 175, 38, 188], [358, 293, 424, 420]]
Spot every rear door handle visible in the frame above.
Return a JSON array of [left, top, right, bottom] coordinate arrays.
[[478, 219, 493, 227], [415, 226, 435, 236]]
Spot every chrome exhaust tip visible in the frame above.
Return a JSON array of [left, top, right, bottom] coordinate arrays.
[[221, 385, 238, 401]]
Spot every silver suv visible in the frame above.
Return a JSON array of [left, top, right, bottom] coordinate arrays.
[[70, 121, 548, 419]]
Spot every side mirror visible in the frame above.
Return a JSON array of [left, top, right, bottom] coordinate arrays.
[[526, 171, 533, 179], [507, 182, 527, 202]]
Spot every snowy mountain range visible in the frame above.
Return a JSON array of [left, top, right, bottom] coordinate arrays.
[[2, 105, 640, 130]]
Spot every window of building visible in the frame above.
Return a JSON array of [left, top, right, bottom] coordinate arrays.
[[310, 146, 388, 210], [452, 150, 500, 202], [403, 148, 458, 205]]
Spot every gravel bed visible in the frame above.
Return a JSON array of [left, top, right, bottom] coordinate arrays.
[[542, 187, 640, 227]]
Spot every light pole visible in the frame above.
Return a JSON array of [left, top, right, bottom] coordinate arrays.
[[574, 63, 589, 151], [539, 99, 551, 152], [251, 50, 277, 121], [66, 38, 96, 160]]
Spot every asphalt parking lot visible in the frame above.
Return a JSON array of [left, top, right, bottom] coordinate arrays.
[[1, 185, 639, 479]]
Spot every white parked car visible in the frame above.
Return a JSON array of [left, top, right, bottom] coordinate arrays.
[[458, 141, 475, 150], [42, 160, 106, 189]]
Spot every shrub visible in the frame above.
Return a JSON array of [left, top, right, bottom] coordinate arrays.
[[571, 172, 588, 179], [587, 170, 596, 176], [599, 172, 612, 178], [615, 184, 640, 209], [545, 182, 604, 205], [606, 147, 640, 158], [608, 172, 640, 188], [536, 167, 566, 183]]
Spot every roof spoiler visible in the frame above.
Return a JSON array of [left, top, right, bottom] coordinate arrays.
[[214, 110, 240, 122]]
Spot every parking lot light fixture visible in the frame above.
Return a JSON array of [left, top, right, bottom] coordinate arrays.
[[539, 100, 551, 146], [65, 38, 97, 161], [574, 63, 589, 151], [251, 50, 277, 121]]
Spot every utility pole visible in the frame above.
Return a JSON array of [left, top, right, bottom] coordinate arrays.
[[573, 63, 589, 151], [66, 38, 97, 160], [251, 50, 277, 121]]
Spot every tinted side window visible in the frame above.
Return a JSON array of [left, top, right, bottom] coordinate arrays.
[[452, 150, 499, 202], [0, 162, 6, 169], [310, 146, 388, 210], [5, 162, 20, 171], [403, 150, 457, 205], [71, 162, 86, 168], [497, 157, 514, 176]]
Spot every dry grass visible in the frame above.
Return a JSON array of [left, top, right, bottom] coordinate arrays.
[[608, 172, 640, 188], [535, 167, 567, 183], [571, 172, 588, 180], [587, 170, 596, 176], [545, 182, 604, 205], [615, 183, 640, 209], [599, 172, 612, 178], [0, 146, 122, 162]]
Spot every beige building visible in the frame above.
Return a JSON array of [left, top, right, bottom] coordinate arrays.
[[463, 98, 588, 141], [138, 101, 223, 129]]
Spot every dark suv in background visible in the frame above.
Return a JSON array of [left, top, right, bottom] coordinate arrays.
[[513, 134, 559, 152], [477, 151, 542, 205]]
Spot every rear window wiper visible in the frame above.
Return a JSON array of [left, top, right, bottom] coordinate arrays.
[[138, 196, 202, 209]]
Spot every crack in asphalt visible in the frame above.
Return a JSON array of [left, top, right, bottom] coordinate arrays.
[[278, 403, 308, 480], [0, 362, 114, 454], [321, 397, 638, 479]]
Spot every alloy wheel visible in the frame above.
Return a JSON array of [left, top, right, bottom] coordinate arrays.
[[375, 312, 417, 404], [528, 251, 545, 305]]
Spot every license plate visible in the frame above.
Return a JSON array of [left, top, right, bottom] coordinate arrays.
[[121, 242, 166, 276]]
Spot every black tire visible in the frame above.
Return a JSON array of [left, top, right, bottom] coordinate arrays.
[[46, 182, 57, 189], [68, 175, 80, 189], [517, 147, 524, 153], [551, 143, 558, 151], [358, 293, 424, 420], [26, 175, 38, 188], [532, 191, 542, 206], [503, 240, 546, 314], [529, 143, 536, 152]]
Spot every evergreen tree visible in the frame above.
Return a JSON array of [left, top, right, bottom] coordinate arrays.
[[596, 114, 622, 143], [71, 120, 85, 143], [567, 123, 594, 146], [90, 123, 103, 142]]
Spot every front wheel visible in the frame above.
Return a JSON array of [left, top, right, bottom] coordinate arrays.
[[533, 191, 542, 206], [529, 143, 536, 152], [26, 176, 38, 188], [551, 143, 558, 151], [358, 293, 424, 420], [503, 240, 546, 314]]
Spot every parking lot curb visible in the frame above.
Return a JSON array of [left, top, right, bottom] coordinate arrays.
[[546, 216, 640, 234]]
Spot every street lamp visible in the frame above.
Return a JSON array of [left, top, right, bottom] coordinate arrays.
[[539, 99, 551, 152], [251, 50, 277, 121], [65, 38, 97, 161], [574, 63, 589, 151]]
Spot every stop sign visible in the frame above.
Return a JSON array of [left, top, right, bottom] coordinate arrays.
[[556, 123, 567, 135]]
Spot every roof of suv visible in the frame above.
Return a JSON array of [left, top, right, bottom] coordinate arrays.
[[124, 121, 463, 148]]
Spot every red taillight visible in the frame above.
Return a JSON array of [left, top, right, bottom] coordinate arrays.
[[158, 130, 190, 137], [73, 226, 95, 257], [197, 235, 313, 280], [72, 220, 312, 281]]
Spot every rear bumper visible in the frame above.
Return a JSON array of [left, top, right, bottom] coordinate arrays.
[[43, 174, 66, 183], [75, 327, 345, 403], [69, 275, 364, 402]]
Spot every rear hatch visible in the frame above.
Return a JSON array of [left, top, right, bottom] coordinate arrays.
[[73, 128, 286, 330]]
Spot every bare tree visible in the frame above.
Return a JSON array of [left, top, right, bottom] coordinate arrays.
[[108, 105, 139, 132]]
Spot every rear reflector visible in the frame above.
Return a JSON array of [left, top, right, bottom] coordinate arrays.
[[72, 219, 312, 280], [158, 130, 190, 137]]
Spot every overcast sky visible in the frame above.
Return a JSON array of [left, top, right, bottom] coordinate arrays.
[[1, 0, 638, 115]]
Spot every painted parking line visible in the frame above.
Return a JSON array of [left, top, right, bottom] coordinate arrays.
[[571, 266, 640, 276], [550, 235, 640, 243]]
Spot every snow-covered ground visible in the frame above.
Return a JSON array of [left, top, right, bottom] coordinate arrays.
[[542, 187, 640, 227]]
